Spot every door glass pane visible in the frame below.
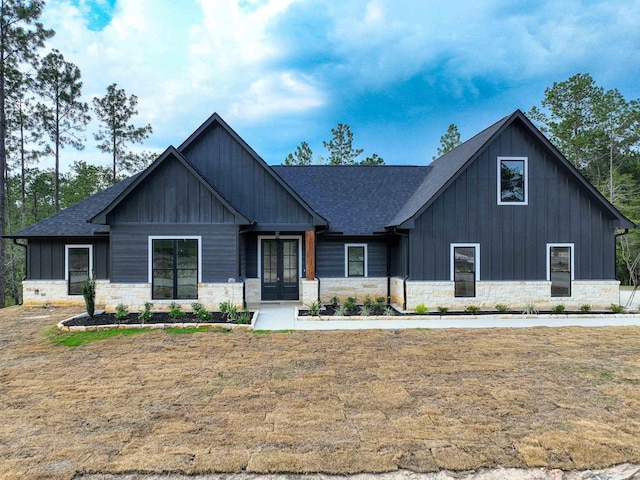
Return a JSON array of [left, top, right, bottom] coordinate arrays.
[[283, 241, 297, 282], [550, 247, 571, 297], [263, 241, 277, 283], [68, 247, 89, 295]]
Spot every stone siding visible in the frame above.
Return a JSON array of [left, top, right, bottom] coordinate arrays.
[[319, 277, 387, 303], [403, 279, 621, 311], [22, 280, 97, 307], [301, 279, 319, 305], [244, 278, 261, 305], [390, 277, 404, 307]]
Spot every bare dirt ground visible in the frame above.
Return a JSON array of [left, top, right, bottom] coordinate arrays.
[[1, 306, 640, 480]]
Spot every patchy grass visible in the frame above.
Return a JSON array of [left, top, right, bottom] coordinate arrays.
[[163, 326, 214, 334], [2, 306, 640, 480], [45, 326, 154, 347], [253, 329, 295, 334]]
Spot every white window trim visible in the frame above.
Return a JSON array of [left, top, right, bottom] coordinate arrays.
[[345, 243, 368, 278], [450, 243, 480, 281], [257, 235, 303, 279], [148, 236, 202, 284], [546, 243, 575, 281], [65, 244, 94, 281], [497, 156, 528, 205]]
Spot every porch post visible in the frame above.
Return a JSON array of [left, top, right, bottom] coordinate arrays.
[[305, 230, 315, 280]]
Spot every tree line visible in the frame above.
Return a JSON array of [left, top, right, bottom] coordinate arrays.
[[1, 0, 154, 306]]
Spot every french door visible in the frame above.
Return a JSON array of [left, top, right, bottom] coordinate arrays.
[[261, 239, 299, 301]]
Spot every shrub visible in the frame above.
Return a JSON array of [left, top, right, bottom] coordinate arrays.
[[237, 309, 252, 324], [363, 296, 374, 309], [329, 296, 340, 308], [464, 305, 480, 315], [580, 304, 591, 313], [384, 306, 395, 316], [495, 303, 508, 313], [610, 303, 624, 313], [82, 276, 96, 318], [414, 303, 428, 315], [522, 302, 539, 315], [307, 301, 322, 316], [115, 303, 129, 322], [437, 306, 449, 314], [138, 302, 153, 324], [372, 297, 386, 315], [335, 305, 348, 316], [552, 304, 566, 313], [344, 297, 357, 313], [219, 301, 232, 313], [191, 302, 212, 321], [169, 302, 185, 319], [359, 305, 371, 316]]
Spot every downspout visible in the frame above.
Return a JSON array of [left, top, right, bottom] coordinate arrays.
[[392, 227, 410, 311], [13, 239, 27, 305], [238, 221, 257, 309], [315, 225, 329, 303]]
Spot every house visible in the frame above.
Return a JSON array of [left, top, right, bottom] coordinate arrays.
[[7, 110, 634, 312]]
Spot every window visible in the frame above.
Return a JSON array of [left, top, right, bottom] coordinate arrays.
[[547, 244, 573, 297], [451, 244, 479, 297], [498, 156, 528, 204], [65, 245, 93, 295], [345, 244, 367, 277], [149, 237, 200, 299]]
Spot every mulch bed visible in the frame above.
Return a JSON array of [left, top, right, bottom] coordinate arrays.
[[298, 306, 616, 317], [63, 311, 242, 326]]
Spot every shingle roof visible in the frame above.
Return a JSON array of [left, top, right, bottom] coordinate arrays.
[[387, 112, 512, 227], [273, 165, 430, 235], [6, 174, 140, 238]]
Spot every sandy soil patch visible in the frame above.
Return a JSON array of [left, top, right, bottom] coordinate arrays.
[[1, 306, 640, 480]]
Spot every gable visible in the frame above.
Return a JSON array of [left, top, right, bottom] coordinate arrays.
[[106, 154, 242, 224], [391, 110, 634, 230], [179, 115, 325, 228], [409, 119, 622, 281]]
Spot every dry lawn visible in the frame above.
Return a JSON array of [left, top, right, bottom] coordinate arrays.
[[1, 306, 640, 480]]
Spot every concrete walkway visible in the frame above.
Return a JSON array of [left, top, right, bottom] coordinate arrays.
[[252, 292, 640, 331]]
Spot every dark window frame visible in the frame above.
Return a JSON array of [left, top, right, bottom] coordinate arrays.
[[345, 243, 367, 277], [497, 156, 528, 205], [65, 244, 92, 295], [150, 237, 200, 300], [451, 243, 479, 298], [548, 244, 573, 297]]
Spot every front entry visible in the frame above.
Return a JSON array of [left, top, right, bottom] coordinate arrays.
[[261, 239, 299, 300]]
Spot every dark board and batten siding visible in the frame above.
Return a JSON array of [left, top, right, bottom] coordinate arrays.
[[316, 238, 388, 277], [27, 238, 109, 280], [411, 121, 616, 281], [108, 156, 238, 224], [110, 224, 238, 284], [181, 123, 314, 226]]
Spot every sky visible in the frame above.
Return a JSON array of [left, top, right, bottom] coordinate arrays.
[[40, 0, 640, 170]]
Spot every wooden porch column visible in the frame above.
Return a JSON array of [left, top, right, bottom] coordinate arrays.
[[305, 230, 315, 280]]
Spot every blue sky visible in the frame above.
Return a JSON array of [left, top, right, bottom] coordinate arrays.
[[43, 0, 640, 169]]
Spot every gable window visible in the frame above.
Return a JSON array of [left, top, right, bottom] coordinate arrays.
[[451, 244, 479, 297], [345, 244, 367, 277], [498, 156, 528, 205], [547, 244, 573, 297], [150, 237, 201, 299], [65, 245, 93, 295]]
